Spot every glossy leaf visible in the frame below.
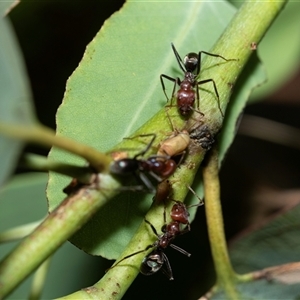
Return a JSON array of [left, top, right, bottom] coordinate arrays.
[[47, 0, 267, 259]]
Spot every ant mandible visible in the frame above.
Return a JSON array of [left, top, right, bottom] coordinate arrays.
[[110, 134, 177, 193], [161, 43, 234, 117]]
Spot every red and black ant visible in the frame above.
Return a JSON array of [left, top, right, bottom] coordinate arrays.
[[108, 181, 203, 279], [110, 134, 177, 193], [161, 43, 234, 117]]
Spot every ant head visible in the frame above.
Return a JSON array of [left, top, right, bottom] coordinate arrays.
[[183, 52, 198, 73]]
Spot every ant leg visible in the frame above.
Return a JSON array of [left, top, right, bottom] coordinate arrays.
[[186, 185, 204, 205], [160, 252, 174, 280], [199, 50, 233, 62], [133, 133, 157, 159], [171, 43, 186, 73], [170, 243, 191, 257], [164, 107, 176, 132], [196, 81, 200, 111], [107, 218, 160, 272], [138, 172, 157, 193], [107, 244, 154, 272], [196, 50, 234, 76], [144, 219, 160, 237], [160, 74, 177, 102], [197, 78, 224, 117]]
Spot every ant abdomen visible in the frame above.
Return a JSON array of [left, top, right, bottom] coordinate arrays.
[[140, 250, 164, 276], [110, 158, 139, 175]]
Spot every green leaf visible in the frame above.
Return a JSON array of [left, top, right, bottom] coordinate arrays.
[[0, 16, 36, 186], [48, 0, 242, 259], [230, 204, 300, 273], [0, 173, 48, 232], [221, 203, 300, 299], [250, 1, 300, 101], [210, 280, 300, 300], [218, 54, 266, 163], [0, 0, 19, 17]]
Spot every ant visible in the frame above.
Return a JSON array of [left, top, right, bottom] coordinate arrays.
[[161, 43, 235, 117], [108, 181, 203, 279], [110, 134, 177, 193]]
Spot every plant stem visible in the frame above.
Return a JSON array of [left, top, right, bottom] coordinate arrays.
[[203, 148, 239, 299], [0, 173, 120, 298], [0, 220, 43, 243], [20, 153, 94, 183], [28, 258, 51, 300], [0, 122, 111, 173], [58, 136, 206, 299]]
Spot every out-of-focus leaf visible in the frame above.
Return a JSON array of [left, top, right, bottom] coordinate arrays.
[[218, 54, 266, 163], [230, 203, 300, 272], [216, 202, 300, 299], [0, 173, 48, 231], [0, 0, 19, 17], [208, 279, 300, 300], [0, 16, 36, 186], [250, 2, 300, 101]]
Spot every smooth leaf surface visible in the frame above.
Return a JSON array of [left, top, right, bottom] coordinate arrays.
[[230, 203, 300, 273], [218, 54, 266, 163], [209, 279, 300, 300], [47, 0, 266, 260], [0, 173, 48, 232], [0, 16, 36, 186], [210, 203, 300, 299], [250, 1, 300, 101], [0, 0, 19, 17]]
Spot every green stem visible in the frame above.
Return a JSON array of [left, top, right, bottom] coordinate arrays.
[[0, 220, 43, 243], [0, 173, 120, 298], [203, 148, 239, 298], [199, 0, 288, 129], [59, 136, 206, 300], [0, 122, 111, 173], [20, 153, 94, 183], [29, 258, 51, 300]]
